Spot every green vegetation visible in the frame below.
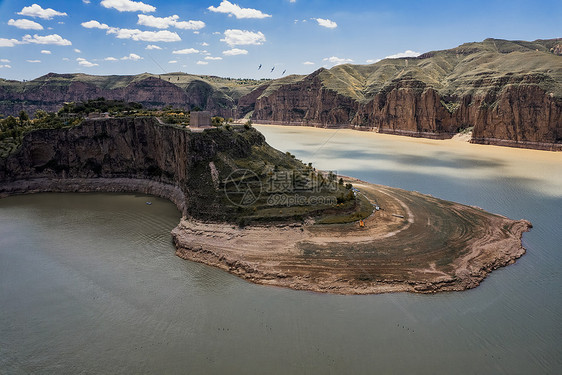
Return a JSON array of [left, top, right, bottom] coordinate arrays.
[[0, 110, 82, 158]]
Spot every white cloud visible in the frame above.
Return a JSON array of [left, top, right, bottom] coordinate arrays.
[[0, 59, 10, 63], [303, 61, 314, 65], [62, 57, 70, 61], [220, 29, 265, 46], [26, 59, 41, 63], [138, 14, 205, 30], [196, 61, 208, 65], [121, 53, 142, 60], [8, 18, 43, 30], [40, 49, 51, 54], [18, 4, 67, 20], [145, 44, 161, 50], [323, 56, 353, 65], [205, 56, 222, 61], [208, 1, 271, 19], [0, 38, 20, 47], [74, 48, 81, 53], [314, 18, 337, 29], [222, 48, 247, 56], [101, 0, 156, 13], [0, 64, 12, 68], [22, 34, 72, 46], [384, 50, 421, 59], [83, 0, 91, 4], [107, 28, 180, 42], [81, 20, 109, 29], [104, 56, 118, 61], [201, 42, 209, 46], [77, 57, 98, 67], [168, 60, 177, 63], [172, 48, 199, 54]]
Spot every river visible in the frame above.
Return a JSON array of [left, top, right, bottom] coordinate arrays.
[[1, 125, 560, 374]]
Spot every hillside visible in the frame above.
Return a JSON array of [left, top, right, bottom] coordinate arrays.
[[0, 38, 560, 149], [0, 72, 267, 119], [248, 38, 562, 149]]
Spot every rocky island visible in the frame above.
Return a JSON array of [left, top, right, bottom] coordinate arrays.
[[0, 116, 531, 294]]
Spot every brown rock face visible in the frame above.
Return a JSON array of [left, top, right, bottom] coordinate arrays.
[[252, 70, 359, 126], [244, 72, 562, 149], [0, 117, 266, 217]]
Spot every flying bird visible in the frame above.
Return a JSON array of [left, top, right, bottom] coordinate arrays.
[[282, 69, 286, 75], [258, 64, 262, 70], [270, 67, 275, 72]]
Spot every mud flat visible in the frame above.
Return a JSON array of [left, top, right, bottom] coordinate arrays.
[[173, 178, 531, 295]]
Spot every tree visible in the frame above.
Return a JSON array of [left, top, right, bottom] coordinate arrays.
[[19, 110, 29, 123], [34, 110, 48, 119]]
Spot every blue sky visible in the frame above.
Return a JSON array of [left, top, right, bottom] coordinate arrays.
[[0, 0, 560, 81]]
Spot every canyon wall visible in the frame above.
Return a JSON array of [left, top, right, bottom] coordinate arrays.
[[0, 117, 266, 217], [247, 72, 562, 149]]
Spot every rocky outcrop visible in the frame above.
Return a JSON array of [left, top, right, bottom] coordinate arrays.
[[252, 69, 359, 127], [0, 117, 266, 218]]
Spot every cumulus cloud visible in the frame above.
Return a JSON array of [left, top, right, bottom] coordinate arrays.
[[323, 56, 353, 65], [8, 18, 43, 30], [26, 59, 41, 63], [172, 48, 199, 54], [145, 44, 161, 50], [101, 0, 155, 13], [22, 34, 72, 45], [0, 64, 11, 68], [196, 61, 208, 65], [104, 56, 118, 61], [83, 0, 91, 4], [205, 56, 222, 60], [0, 59, 10, 63], [0, 38, 20, 47], [303, 61, 314, 65], [201, 42, 209, 46], [137, 14, 205, 30], [222, 48, 247, 56], [220, 29, 265, 46], [107, 28, 180, 42], [384, 50, 421, 59], [208, 1, 271, 19], [121, 53, 142, 60], [314, 18, 337, 29], [18, 4, 67, 20], [40, 49, 51, 54], [81, 20, 110, 29], [168, 60, 177, 64], [74, 48, 81, 53], [82, 19, 180, 42], [77, 57, 98, 67]]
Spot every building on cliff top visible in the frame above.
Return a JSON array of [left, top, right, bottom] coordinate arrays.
[[190, 111, 211, 128]]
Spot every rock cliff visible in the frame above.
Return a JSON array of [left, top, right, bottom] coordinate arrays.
[[0, 117, 267, 219], [245, 38, 562, 149]]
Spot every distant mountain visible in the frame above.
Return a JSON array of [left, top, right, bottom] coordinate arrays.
[[1, 38, 560, 149], [0, 72, 266, 119]]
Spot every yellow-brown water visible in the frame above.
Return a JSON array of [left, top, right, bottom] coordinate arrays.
[[0, 126, 560, 374]]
